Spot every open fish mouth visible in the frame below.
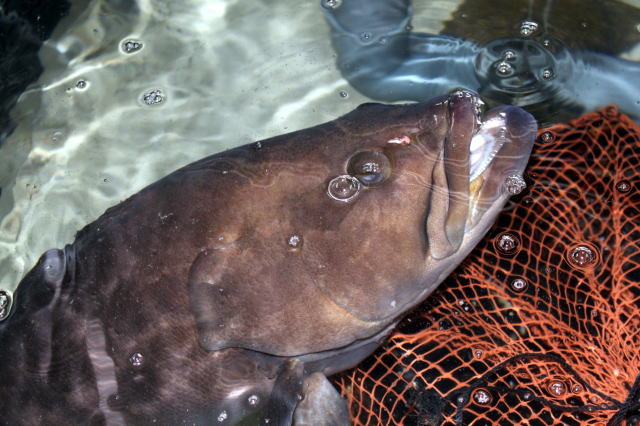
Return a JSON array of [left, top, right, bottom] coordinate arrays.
[[426, 90, 537, 259]]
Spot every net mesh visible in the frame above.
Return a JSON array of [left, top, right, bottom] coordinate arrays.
[[333, 106, 640, 425]]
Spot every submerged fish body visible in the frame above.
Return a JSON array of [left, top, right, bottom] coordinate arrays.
[[0, 92, 536, 425]]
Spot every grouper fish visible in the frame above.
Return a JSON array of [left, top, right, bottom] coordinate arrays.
[[0, 91, 536, 425]]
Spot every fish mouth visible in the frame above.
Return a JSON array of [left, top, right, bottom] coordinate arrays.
[[426, 90, 537, 259]]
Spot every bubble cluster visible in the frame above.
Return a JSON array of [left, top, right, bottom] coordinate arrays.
[[503, 50, 517, 61], [519, 20, 539, 37], [129, 352, 144, 367], [539, 131, 556, 144], [122, 39, 143, 53], [217, 410, 228, 422], [616, 180, 632, 193], [495, 61, 514, 77], [359, 32, 372, 42], [0, 290, 11, 320], [547, 380, 566, 397], [472, 388, 493, 405], [541, 68, 555, 80], [566, 243, 599, 269], [320, 0, 342, 10], [510, 277, 528, 292], [287, 234, 303, 249], [504, 174, 526, 195], [494, 232, 521, 255], [142, 89, 165, 105]]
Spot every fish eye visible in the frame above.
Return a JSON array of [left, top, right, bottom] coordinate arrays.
[[347, 151, 392, 186]]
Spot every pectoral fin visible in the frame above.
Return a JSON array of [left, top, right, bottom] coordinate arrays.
[[260, 360, 304, 426], [294, 373, 350, 426]]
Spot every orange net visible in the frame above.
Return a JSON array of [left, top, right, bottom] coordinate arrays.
[[334, 106, 640, 425]]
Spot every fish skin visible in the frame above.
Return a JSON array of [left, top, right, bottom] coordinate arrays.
[[0, 92, 535, 425]]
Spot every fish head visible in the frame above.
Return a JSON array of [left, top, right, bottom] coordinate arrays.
[[306, 90, 537, 324]]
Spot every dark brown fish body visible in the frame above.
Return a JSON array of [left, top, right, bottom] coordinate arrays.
[[0, 92, 536, 425]]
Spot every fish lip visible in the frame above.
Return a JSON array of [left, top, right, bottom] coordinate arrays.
[[467, 104, 537, 224], [434, 91, 536, 253]]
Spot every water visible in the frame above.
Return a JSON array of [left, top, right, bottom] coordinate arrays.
[[0, 0, 371, 292]]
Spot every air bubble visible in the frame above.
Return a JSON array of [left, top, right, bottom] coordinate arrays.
[[547, 380, 566, 397], [339, 90, 348, 98], [51, 131, 64, 143], [503, 50, 517, 61], [0, 290, 11, 321], [519, 20, 539, 37], [539, 131, 556, 144], [472, 389, 493, 405], [320, 0, 342, 9], [495, 61, 514, 76], [327, 175, 360, 202], [494, 232, 521, 255], [458, 300, 472, 312], [522, 391, 533, 401], [76, 80, 88, 89], [541, 68, 555, 80], [121, 39, 143, 53], [248, 395, 260, 406], [142, 89, 164, 105], [504, 174, 526, 195], [217, 410, 228, 422], [510, 277, 528, 292], [287, 235, 303, 249], [572, 384, 583, 393], [359, 32, 372, 41], [129, 352, 144, 367], [616, 180, 631, 193], [566, 243, 599, 269], [474, 349, 483, 359]]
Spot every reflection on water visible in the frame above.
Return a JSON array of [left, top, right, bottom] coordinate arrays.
[[323, 0, 640, 126], [0, 0, 365, 292]]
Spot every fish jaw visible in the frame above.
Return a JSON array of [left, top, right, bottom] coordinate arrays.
[[423, 91, 537, 261]]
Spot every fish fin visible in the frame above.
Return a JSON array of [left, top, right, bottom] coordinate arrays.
[[293, 372, 350, 426], [260, 359, 304, 426]]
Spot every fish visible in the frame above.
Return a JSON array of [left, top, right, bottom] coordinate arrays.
[[0, 91, 536, 425]]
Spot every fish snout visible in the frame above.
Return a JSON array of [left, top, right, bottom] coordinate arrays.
[[427, 91, 536, 259]]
